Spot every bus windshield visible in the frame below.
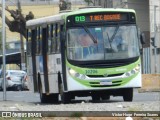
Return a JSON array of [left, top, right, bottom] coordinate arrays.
[[67, 25, 140, 61]]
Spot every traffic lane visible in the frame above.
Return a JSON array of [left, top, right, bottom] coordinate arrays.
[[0, 89, 159, 103], [74, 88, 159, 103], [0, 91, 40, 103]]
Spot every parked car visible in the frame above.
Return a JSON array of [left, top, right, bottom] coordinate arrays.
[[0, 70, 28, 91], [21, 73, 29, 90], [0, 70, 9, 90]]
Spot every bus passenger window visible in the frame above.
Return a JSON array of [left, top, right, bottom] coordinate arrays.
[[39, 27, 42, 54], [51, 24, 56, 53], [27, 30, 32, 55], [56, 24, 61, 53], [27, 41, 31, 55], [48, 25, 52, 53], [36, 27, 40, 54]]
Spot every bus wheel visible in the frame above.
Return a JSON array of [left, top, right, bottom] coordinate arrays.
[[40, 92, 48, 103], [59, 82, 71, 104], [92, 94, 100, 101], [101, 95, 110, 100], [39, 86, 48, 103], [40, 93, 58, 103], [38, 79, 47, 103], [39, 82, 59, 103], [38, 82, 49, 103], [61, 92, 71, 104], [48, 94, 59, 103], [122, 88, 133, 102]]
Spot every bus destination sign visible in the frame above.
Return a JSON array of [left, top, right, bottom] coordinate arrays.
[[74, 13, 129, 23]]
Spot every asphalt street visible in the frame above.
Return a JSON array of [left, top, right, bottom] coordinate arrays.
[[0, 89, 159, 103]]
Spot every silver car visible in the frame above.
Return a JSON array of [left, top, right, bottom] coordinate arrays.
[[0, 70, 28, 91]]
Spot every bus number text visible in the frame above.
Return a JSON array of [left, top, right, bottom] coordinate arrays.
[[85, 70, 98, 74], [75, 16, 86, 22]]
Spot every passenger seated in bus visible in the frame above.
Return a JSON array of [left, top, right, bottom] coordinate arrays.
[[111, 30, 125, 52], [103, 27, 125, 53], [112, 36, 123, 52]]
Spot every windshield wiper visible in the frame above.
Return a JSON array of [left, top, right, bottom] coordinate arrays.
[[104, 25, 119, 53], [110, 25, 119, 42], [106, 32, 113, 53], [83, 25, 98, 44]]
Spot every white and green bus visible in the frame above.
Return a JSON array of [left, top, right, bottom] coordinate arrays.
[[26, 7, 144, 103]]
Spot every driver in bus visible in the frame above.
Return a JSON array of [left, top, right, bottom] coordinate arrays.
[[77, 31, 95, 58], [103, 28, 125, 52], [78, 32, 94, 47]]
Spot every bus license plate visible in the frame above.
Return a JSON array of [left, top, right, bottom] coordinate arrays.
[[100, 82, 112, 85]]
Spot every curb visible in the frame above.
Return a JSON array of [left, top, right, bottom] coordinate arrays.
[[139, 74, 160, 93], [138, 88, 160, 93]]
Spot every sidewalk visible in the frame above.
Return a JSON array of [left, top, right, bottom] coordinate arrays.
[[138, 74, 160, 92]]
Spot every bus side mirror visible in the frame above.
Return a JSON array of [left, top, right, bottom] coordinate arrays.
[[140, 32, 145, 44]]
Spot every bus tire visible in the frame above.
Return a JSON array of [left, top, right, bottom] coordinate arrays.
[[38, 75, 47, 103], [40, 93, 59, 103], [101, 95, 110, 100], [58, 75, 71, 104], [40, 93, 48, 103], [39, 84, 59, 103], [61, 92, 71, 104], [92, 94, 100, 101], [39, 82, 48, 103], [49, 94, 59, 103], [123, 88, 133, 102], [60, 86, 71, 104]]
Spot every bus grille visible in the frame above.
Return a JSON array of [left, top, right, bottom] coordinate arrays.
[[89, 80, 123, 87], [87, 73, 123, 78]]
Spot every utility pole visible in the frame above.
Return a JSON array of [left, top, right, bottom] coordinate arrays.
[[2, 0, 6, 101], [154, 5, 158, 74], [17, 0, 26, 71]]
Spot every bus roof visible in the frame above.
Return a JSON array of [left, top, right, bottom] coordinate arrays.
[[26, 8, 136, 28], [65, 8, 135, 16]]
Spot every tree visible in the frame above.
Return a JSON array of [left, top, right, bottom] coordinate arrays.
[[84, 0, 93, 6], [59, 0, 71, 11], [59, 0, 67, 11], [0, 7, 34, 39]]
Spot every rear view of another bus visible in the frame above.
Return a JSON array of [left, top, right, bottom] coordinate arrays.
[[63, 8, 144, 103]]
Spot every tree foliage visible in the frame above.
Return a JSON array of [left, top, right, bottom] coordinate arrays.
[[0, 7, 34, 39], [84, 0, 93, 6], [59, 0, 67, 11], [59, 0, 71, 11]]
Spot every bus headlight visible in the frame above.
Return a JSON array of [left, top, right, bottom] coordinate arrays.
[[135, 64, 140, 72], [125, 72, 131, 77], [80, 74, 86, 79], [68, 68, 86, 79], [125, 64, 140, 77], [68, 68, 81, 78], [131, 70, 136, 74], [68, 68, 78, 77]]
